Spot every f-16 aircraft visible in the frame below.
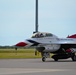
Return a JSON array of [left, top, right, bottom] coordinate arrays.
[[15, 32, 76, 62]]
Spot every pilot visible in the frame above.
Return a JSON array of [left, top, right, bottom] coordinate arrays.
[[40, 33, 43, 37], [36, 34, 39, 38]]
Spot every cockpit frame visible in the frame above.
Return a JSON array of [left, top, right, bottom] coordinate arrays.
[[31, 32, 53, 38]]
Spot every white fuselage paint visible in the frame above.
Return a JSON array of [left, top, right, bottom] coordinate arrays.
[[32, 37, 60, 52], [26, 34, 61, 52]]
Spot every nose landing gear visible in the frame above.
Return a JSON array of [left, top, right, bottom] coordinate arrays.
[[42, 56, 46, 62], [41, 52, 50, 62]]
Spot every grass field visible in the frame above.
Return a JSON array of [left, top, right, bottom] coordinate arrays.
[[0, 48, 41, 59]]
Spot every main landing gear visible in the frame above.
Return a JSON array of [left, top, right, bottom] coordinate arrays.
[[52, 53, 76, 62], [71, 53, 76, 61], [52, 54, 70, 61]]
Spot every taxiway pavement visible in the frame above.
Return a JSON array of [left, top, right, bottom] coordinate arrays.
[[0, 58, 76, 75]]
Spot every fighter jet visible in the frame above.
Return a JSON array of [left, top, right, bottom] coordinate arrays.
[[15, 32, 76, 62]]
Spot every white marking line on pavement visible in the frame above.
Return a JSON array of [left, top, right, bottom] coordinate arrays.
[[0, 68, 67, 75]]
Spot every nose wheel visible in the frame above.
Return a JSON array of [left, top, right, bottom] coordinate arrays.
[[42, 56, 46, 62], [41, 52, 50, 62]]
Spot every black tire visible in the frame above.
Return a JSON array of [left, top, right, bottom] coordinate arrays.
[[72, 55, 76, 61], [54, 58, 58, 61], [42, 57, 46, 62]]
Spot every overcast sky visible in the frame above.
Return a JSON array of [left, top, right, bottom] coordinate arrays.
[[0, 0, 76, 46]]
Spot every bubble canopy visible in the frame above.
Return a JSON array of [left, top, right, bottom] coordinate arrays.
[[31, 32, 53, 38]]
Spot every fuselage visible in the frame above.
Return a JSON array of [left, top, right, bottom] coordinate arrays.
[[26, 32, 61, 52]]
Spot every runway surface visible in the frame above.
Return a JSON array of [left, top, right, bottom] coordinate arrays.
[[0, 58, 76, 75]]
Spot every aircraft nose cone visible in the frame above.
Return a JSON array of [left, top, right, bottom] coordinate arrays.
[[15, 42, 27, 47]]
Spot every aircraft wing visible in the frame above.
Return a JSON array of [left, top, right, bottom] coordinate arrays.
[[56, 38, 76, 44], [40, 38, 76, 45]]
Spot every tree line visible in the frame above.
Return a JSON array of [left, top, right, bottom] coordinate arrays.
[[0, 46, 34, 49]]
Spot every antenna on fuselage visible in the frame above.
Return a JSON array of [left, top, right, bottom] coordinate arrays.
[[33, 0, 38, 33]]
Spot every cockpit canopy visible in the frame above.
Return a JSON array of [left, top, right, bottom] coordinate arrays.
[[31, 32, 53, 38]]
